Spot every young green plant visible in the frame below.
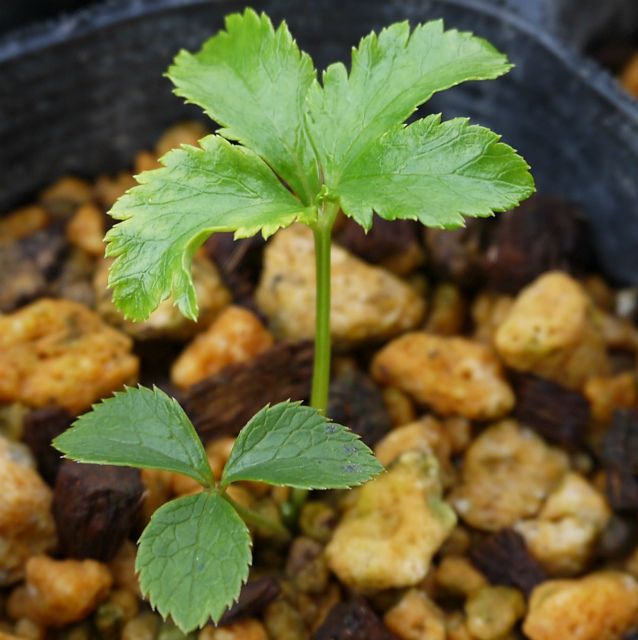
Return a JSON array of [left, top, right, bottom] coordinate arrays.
[[54, 388, 380, 631], [54, 8, 534, 634]]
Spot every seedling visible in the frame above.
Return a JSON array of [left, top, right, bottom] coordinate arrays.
[[54, 9, 534, 633], [54, 389, 378, 630]]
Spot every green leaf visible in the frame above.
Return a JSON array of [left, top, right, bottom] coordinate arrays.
[[221, 401, 383, 490], [336, 115, 535, 229], [106, 134, 313, 321], [53, 386, 214, 487], [136, 492, 251, 632], [168, 9, 319, 204], [306, 19, 513, 191]]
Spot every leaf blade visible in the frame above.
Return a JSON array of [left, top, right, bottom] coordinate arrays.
[[306, 19, 513, 186], [106, 134, 313, 321], [337, 115, 535, 229], [136, 492, 251, 632], [53, 386, 214, 487], [221, 401, 383, 490], [168, 9, 319, 203]]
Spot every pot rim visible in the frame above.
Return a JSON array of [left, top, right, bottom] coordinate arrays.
[[0, 0, 636, 124]]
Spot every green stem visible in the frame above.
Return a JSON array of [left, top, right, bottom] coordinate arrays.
[[222, 492, 291, 542], [288, 202, 339, 517], [309, 203, 338, 414]]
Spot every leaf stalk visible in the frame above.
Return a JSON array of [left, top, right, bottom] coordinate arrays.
[[309, 201, 340, 415], [289, 201, 339, 515], [222, 492, 291, 542]]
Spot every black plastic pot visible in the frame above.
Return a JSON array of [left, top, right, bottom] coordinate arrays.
[[1, 0, 637, 283], [482, 0, 638, 50]]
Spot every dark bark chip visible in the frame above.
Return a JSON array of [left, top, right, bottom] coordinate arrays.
[[328, 369, 392, 447], [53, 460, 144, 561], [182, 341, 313, 440], [335, 216, 422, 268], [0, 220, 68, 312], [23, 405, 73, 485], [219, 577, 281, 626], [470, 529, 548, 596], [205, 233, 265, 310], [511, 372, 590, 450], [482, 195, 594, 294], [314, 598, 397, 640], [602, 409, 638, 512], [425, 220, 486, 290]]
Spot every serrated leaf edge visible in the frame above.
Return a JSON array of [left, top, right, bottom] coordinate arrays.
[[221, 400, 384, 490], [337, 114, 535, 232], [53, 385, 214, 488], [135, 492, 252, 632]]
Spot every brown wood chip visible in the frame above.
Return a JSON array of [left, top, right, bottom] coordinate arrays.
[[470, 529, 548, 596], [335, 215, 421, 265], [53, 460, 144, 561], [205, 232, 265, 310], [314, 598, 397, 640], [511, 372, 590, 450], [328, 369, 392, 447], [482, 195, 594, 294], [596, 514, 638, 560], [219, 577, 281, 626], [182, 341, 313, 440], [0, 220, 68, 312], [603, 409, 638, 512], [424, 220, 486, 290], [23, 405, 73, 485]]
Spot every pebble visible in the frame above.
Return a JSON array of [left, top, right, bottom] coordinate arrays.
[[371, 332, 514, 420], [435, 556, 487, 597], [256, 225, 424, 346], [425, 283, 466, 336], [326, 452, 456, 591], [7, 556, 112, 627], [0, 436, 56, 586], [450, 421, 568, 531], [384, 589, 446, 640], [515, 472, 611, 575], [523, 571, 638, 640], [0, 298, 138, 413], [495, 271, 610, 389], [465, 586, 525, 640], [39, 177, 92, 218], [66, 203, 105, 257], [94, 254, 230, 341], [171, 306, 273, 388], [199, 619, 268, 640]]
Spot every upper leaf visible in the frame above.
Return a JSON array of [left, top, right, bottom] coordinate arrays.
[[106, 134, 313, 321], [306, 19, 512, 187], [136, 491, 251, 632], [221, 401, 383, 489], [168, 9, 319, 203], [53, 386, 214, 487], [336, 114, 535, 230]]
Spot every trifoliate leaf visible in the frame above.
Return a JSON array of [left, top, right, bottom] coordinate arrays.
[[168, 9, 319, 204], [221, 401, 383, 490], [136, 492, 251, 632], [306, 19, 512, 188], [106, 134, 313, 321], [53, 386, 214, 487], [336, 115, 535, 230]]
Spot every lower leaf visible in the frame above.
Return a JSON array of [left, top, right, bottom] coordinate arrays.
[[136, 491, 251, 632]]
